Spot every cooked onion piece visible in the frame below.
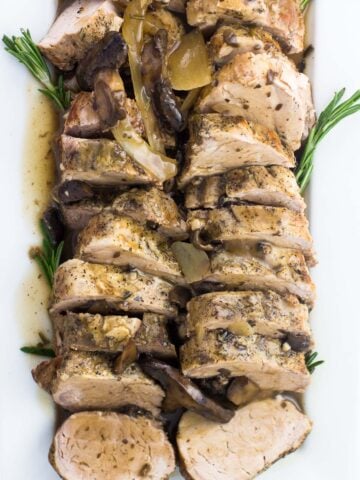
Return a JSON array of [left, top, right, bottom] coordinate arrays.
[[171, 241, 210, 283], [167, 30, 212, 91]]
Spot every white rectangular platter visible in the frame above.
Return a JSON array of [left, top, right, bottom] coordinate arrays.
[[1, 0, 360, 478]]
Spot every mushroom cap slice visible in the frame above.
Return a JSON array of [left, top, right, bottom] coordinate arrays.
[[141, 358, 234, 423], [177, 397, 312, 480], [50, 411, 175, 480]]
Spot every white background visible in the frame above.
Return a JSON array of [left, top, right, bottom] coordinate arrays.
[[1, 1, 360, 478]]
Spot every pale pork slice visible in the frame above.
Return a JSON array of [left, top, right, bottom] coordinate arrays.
[[180, 331, 310, 392], [76, 213, 184, 283], [51, 259, 177, 317], [178, 114, 294, 187], [185, 290, 312, 351], [57, 135, 155, 186], [185, 166, 306, 212], [203, 246, 316, 306], [177, 398, 312, 480], [39, 0, 123, 70], [197, 50, 315, 150], [187, 0, 305, 54], [50, 412, 175, 480], [187, 205, 314, 261], [33, 353, 164, 415]]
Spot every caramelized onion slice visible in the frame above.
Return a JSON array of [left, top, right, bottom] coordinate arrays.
[[167, 30, 212, 91], [171, 242, 210, 283], [122, 0, 165, 153], [112, 118, 177, 182]]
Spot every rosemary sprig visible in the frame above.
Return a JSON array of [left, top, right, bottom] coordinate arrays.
[[2, 29, 71, 110], [300, 0, 311, 11], [305, 351, 324, 374], [32, 220, 64, 288], [20, 346, 55, 357], [296, 89, 360, 193]]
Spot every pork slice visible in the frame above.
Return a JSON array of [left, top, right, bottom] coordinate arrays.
[[180, 331, 310, 392], [197, 50, 315, 150], [178, 114, 294, 187], [186, 290, 312, 351], [76, 212, 184, 283], [51, 259, 177, 317], [60, 197, 105, 230], [188, 205, 314, 261], [177, 397, 312, 480], [134, 313, 177, 359], [52, 311, 142, 354], [50, 411, 175, 480], [50, 353, 164, 414], [111, 187, 188, 240], [64, 93, 145, 138], [38, 0, 123, 71], [187, 0, 305, 54], [209, 25, 281, 67], [185, 166, 306, 212], [58, 135, 155, 187], [204, 246, 316, 306]]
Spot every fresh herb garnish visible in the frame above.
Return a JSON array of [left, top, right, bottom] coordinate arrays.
[[296, 89, 360, 193], [2, 29, 71, 110], [20, 346, 55, 357], [305, 351, 324, 374], [32, 220, 64, 288], [300, 0, 311, 11]]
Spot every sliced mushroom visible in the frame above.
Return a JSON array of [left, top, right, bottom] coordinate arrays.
[[76, 31, 128, 90], [141, 358, 234, 423]]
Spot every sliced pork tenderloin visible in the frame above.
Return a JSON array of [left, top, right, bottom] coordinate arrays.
[[180, 331, 310, 392], [187, 0, 305, 54], [197, 50, 315, 150], [202, 246, 316, 306], [51, 259, 177, 317], [76, 212, 184, 283], [178, 114, 295, 187], [134, 313, 177, 359], [188, 205, 314, 262], [185, 290, 312, 352], [209, 25, 281, 66], [177, 397, 312, 480], [33, 354, 164, 415], [57, 135, 155, 187], [38, 0, 123, 71], [185, 166, 306, 212], [50, 411, 175, 480]]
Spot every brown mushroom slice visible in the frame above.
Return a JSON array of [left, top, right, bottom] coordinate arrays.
[[185, 290, 312, 352], [50, 412, 175, 480], [185, 166, 306, 213], [177, 398, 312, 480], [187, 206, 314, 263], [178, 114, 294, 187], [76, 212, 184, 283], [34, 352, 164, 415], [51, 259, 177, 318], [180, 331, 310, 392], [141, 358, 234, 423], [38, 0, 123, 71], [227, 377, 273, 407], [57, 135, 155, 187], [76, 31, 128, 90], [203, 246, 316, 307], [52, 312, 142, 354], [209, 25, 281, 67]]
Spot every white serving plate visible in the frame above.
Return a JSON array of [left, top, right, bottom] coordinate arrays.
[[1, 1, 360, 478]]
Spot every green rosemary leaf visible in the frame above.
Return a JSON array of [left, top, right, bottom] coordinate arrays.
[[2, 29, 70, 110], [296, 89, 360, 193], [305, 351, 324, 374], [33, 220, 64, 288], [300, 0, 311, 11], [20, 346, 55, 357]]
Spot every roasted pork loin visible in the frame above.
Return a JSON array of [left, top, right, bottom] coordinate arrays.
[[177, 398, 312, 480]]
